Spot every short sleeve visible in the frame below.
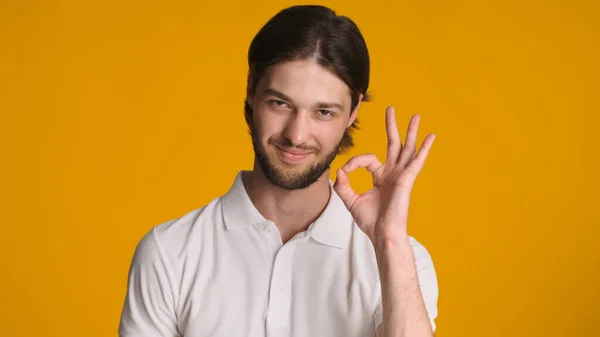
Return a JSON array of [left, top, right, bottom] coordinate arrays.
[[373, 236, 439, 333], [118, 228, 180, 337]]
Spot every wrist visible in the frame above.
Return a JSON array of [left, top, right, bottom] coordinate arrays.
[[373, 233, 419, 282], [373, 234, 413, 259], [372, 230, 411, 251]]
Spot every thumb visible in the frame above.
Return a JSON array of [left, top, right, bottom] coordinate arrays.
[[333, 168, 359, 210]]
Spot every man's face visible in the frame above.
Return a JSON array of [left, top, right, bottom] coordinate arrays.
[[247, 59, 358, 190]]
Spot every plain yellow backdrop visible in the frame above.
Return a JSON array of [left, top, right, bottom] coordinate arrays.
[[1, 0, 598, 336]]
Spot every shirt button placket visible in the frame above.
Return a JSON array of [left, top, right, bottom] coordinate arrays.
[[265, 241, 295, 337]]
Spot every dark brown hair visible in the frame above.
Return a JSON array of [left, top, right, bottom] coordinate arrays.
[[245, 5, 371, 153]]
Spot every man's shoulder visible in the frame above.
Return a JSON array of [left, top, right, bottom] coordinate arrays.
[[139, 195, 225, 256], [407, 236, 435, 267], [347, 223, 435, 273]]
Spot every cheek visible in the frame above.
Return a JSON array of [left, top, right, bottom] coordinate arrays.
[[254, 110, 285, 141], [314, 122, 347, 149]]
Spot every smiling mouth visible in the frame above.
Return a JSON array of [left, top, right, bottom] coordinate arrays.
[[274, 145, 312, 163], [275, 145, 310, 155]]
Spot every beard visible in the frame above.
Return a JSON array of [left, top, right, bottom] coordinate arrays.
[[250, 126, 342, 190]]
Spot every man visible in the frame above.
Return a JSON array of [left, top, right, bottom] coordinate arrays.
[[119, 5, 438, 337]]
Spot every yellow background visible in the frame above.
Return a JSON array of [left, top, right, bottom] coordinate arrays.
[[1, 0, 598, 336]]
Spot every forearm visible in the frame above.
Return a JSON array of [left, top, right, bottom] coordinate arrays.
[[374, 234, 433, 337]]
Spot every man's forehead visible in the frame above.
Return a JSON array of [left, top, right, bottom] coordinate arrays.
[[258, 60, 352, 105]]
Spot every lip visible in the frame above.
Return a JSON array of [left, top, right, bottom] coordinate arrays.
[[274, 145, 311, 163]]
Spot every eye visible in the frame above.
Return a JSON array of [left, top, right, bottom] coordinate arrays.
[[317, 109, 333, 118], [269, 99, 289, 108]]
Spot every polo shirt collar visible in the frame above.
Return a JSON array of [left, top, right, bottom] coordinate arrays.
[[221, 171, 266, 230], [308, 180, 353, 249], [221, 171, 353, 249]]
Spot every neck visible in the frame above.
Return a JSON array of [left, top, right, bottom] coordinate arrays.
[[242, 161, 331, 242]]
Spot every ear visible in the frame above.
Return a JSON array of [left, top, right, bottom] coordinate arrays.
[[347, 93, 363, 127], [246, 73, 254, 106]]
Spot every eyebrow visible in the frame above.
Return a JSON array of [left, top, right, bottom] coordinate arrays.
[[263, 88, 345, 111]]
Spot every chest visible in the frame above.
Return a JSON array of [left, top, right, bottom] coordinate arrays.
[[177, 226, 379, 337]]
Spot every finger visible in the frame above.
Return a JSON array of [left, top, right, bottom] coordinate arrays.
[[342, 153, 383, 175], [385, 106, 402, 164], [397, 114, 420, 168], [406, 133, 436, 176], [333, 168, 360, 209]]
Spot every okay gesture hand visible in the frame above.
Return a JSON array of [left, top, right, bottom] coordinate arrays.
[[333, 106, 436, 244]]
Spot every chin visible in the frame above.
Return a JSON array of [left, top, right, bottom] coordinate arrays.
[[261, 157, 327, 190], [271, 159, 315, 178], [252, 137, 337, 190]]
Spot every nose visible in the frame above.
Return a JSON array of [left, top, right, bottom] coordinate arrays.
[[282, 112, 310, 146]]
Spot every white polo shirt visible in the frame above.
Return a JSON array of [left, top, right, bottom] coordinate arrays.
[[118, 171, 438, 337]]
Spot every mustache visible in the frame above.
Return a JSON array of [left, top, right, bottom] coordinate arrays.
[[267, 137, 319, 152]]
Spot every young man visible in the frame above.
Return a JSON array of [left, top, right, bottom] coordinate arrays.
[[119, 5, 438, 337]]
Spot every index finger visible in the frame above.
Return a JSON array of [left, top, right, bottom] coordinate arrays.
[[385, 106, 402, 164]]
